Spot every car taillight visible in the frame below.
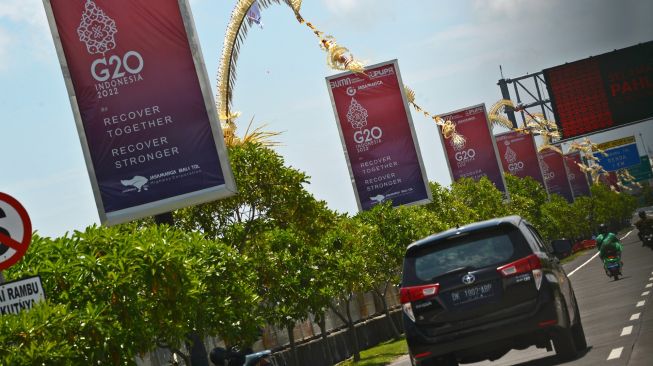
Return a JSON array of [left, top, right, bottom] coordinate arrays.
[[497, 254, 542, 278], [400, 284, 439, 322], [400, 284, 440, 304]]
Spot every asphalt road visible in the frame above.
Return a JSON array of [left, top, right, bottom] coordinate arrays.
[[390, 224, 653, 366]]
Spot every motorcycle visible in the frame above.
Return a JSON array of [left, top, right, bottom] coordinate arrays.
[[603, 253, 622, 281], [642, 232, 653, 249], [210, 347, 278, 366]]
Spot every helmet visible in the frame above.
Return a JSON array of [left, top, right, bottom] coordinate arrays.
[[598, 223, 608, 234], [209, 347, 227, 366], [639, 211, 647, 219]]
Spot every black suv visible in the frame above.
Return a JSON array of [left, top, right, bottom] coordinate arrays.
[[400, 216, 586, 365]]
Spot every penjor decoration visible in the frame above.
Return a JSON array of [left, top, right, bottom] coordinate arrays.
[[217, 0, 464, 148]]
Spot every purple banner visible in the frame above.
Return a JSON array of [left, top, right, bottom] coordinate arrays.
[[564, 152, 591, 198], [539, 149, 574, 202], [45, 0, 236, 224], [326, 60, 431, 211], [495, 131, 546, 187], [440, 104, 507, 193]]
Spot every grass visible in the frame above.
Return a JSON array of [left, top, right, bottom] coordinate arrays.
[[336, 337, 408, 366]]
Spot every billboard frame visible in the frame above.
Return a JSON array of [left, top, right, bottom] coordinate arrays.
[[437, 103, 509, 199], [42, 0, 237, 226], [325, 59, 432, 211]]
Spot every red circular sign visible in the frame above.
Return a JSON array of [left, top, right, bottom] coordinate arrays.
[[0, 193, 32, 271]]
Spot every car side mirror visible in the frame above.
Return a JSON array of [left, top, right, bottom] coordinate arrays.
[[551, 239, 572, 259]]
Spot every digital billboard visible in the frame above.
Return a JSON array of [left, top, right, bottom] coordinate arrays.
[[543, 41, 653, 139]]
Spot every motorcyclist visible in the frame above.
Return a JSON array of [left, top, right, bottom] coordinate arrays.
[[634, 210, 653, 243], [596, 223, 623, 274]]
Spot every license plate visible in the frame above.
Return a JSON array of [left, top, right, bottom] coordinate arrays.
[[607, 263, 619, 269], [450, 283, 494, 306]]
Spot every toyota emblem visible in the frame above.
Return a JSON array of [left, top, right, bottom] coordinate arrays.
[[462, 274, 475, 285]]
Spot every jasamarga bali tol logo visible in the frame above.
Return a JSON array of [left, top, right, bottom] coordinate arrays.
[[121, 176, 148, 193], [77, 0, 144, 99], [346, 98, 383, 153]]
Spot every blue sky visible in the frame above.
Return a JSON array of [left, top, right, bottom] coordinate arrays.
[[1, 0, 652, 238]]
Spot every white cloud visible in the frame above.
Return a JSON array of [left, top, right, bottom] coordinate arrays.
[[0, 0, 53, 69]]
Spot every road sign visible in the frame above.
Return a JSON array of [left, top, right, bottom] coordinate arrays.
[[594, 143, 640, 171], [0, 275, 45, 315], [0, 193, 32, 271], [627, 156, 653, 182]]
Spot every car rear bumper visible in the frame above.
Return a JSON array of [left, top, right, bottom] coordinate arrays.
[[405, 291, 561, 364]]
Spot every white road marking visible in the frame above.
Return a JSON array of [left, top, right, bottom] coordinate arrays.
[[607, 347, 623, 360], [568, 231, 632, 278], [621, 326, 633, 336], [568, 251, 601, 277], [646, 283, 652, 288], [649, 277, 653, 281], [643, 291, 651, 296], [620, 230, 633, 240], [630, 313, 641, 321], [636, 300, 645, 307]]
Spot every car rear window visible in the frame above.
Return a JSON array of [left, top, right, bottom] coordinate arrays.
[[404, 225, 526, 284]]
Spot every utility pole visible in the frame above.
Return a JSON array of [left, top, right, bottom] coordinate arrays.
[[154, 212, 209, 366]]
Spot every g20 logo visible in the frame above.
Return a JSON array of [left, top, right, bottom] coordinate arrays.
[[544, 172, 555, 180], [354, 126, 382, 144], [91, 51, 144, 82], [508, 161, 524, 172], [455, 149, 476, 162]]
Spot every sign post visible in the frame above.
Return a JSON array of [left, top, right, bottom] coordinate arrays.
[[0, 193, 33, 277]]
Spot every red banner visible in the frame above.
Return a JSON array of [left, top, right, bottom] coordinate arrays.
[[44, 0, 236, 225], [539, 149, 574, 202], [326, 60, 431, 210], [495, 131, 546, 187], [564, 152, 591, 198], [440, 105, 507, 193]]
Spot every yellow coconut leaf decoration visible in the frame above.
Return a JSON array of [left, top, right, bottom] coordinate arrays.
[[487, 99, 515, 130]]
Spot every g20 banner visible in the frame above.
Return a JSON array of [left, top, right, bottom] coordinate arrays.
[[564, 152, 591, 198], [495, 131, 546, 187], [43, 0, 236, 225], [539, 149, 574, 202], [326, 60, 431, 211], [439, 104, 507, 194]]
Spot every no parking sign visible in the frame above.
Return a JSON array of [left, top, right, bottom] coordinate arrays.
[[0, 193, 32, 271]]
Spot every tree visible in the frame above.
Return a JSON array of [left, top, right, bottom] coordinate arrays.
[[504, 174, 548, 229], [450, 177, 508, 221], [320, 216, 380, 362], [356, 203, 444, 339], [4, 224, 259, 365]]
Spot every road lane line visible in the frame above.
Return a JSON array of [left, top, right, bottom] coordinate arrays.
[[649, 277, 653, 281], [630, 313, 641, 321], [636, 300, 645, 307], [567, 231, 632, 278], [644, 291, 651, 296], [568, 251, 601, 277], [646, 283, 652, 288], [607, 347, 623, 360], [620, 326, 633, 336]]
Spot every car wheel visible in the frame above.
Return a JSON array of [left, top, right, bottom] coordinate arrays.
[[572, 301, 588, 351], [552, 302, 578, 361]]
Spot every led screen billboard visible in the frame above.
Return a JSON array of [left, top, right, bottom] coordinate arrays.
[[543, 41, 653, 139]]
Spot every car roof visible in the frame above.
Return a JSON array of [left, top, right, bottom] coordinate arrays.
[[406, 215, 525, 254]]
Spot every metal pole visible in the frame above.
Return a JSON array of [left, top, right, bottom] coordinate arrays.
[[498, 78, 518, 128], [153, 212, 209, 366]]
